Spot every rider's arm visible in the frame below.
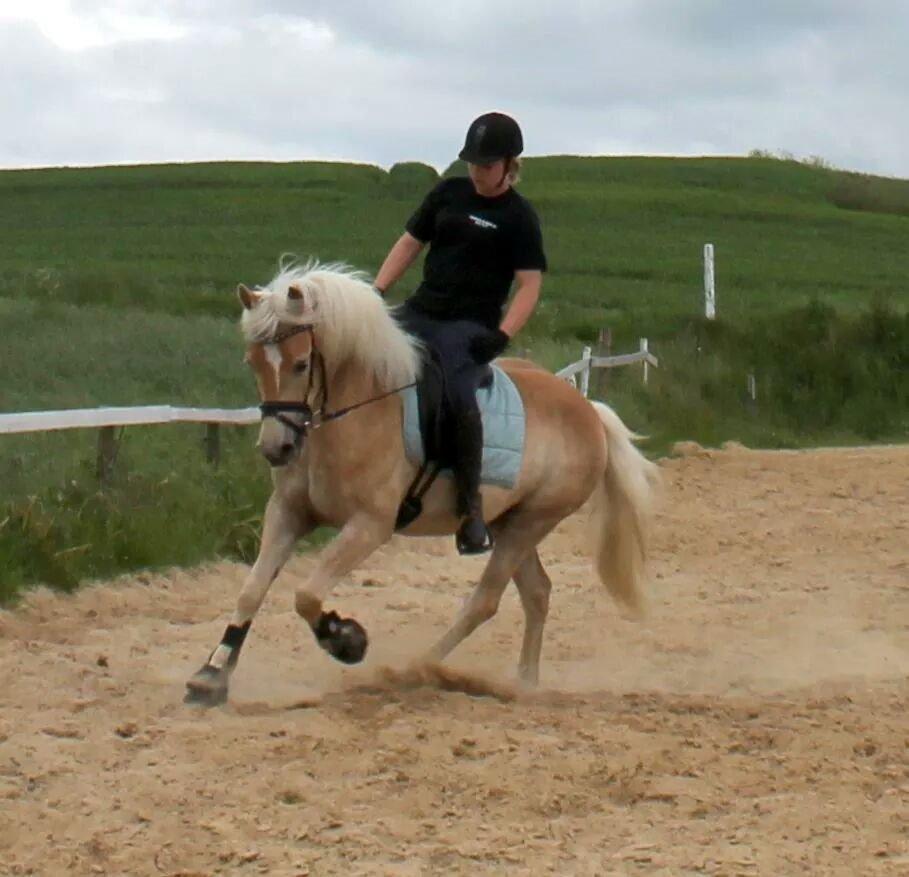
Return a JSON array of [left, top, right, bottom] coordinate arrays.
[[500, 270, 542, 337], [374, 232, 425, 297]]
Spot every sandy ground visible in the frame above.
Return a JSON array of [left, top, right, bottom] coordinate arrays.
[[1, 443, 908, 876]]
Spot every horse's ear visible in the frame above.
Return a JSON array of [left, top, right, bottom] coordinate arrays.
[[237, 283, 261, 310], [286, 284, 306, 315]]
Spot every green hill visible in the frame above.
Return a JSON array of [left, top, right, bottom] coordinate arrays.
[[1, 156, 906, 597], [3, 156, 907, 330]]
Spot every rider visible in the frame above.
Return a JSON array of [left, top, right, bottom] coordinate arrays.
[[373, 111, 547, 555]]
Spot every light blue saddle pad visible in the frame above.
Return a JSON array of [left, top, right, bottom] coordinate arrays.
[[401, 365, 526, 489]]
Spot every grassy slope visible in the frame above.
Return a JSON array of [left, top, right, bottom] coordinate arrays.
[[0, 156, 906, 596], [3, 157, 907, 330]]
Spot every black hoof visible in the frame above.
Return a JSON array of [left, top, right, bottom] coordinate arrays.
[[315, 611, 369, 665], [184, 665, 229, 706]]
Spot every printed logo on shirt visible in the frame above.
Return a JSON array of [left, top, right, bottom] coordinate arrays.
[[469, 214, 498, 230]]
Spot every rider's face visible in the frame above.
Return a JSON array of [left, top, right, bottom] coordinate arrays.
[[468, 160, 508, 196]]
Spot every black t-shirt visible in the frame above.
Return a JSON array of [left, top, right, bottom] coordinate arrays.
[[403, 177, 547, 330]]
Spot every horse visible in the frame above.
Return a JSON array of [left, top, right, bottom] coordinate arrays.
[[185, 261, 660, 705]]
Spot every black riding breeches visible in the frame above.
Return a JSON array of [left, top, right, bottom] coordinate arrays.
[[394, 305, 490, 514]]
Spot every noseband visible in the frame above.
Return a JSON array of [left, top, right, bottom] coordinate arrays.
[[257, 324, 417, 438]]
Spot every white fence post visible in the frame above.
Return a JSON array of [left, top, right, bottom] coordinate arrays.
[[580, 346, 592, 398], [704, 243, 716, 320], [640, 338, 649, 385]]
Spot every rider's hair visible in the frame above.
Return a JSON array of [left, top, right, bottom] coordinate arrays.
[[500, 157, 522, 187]]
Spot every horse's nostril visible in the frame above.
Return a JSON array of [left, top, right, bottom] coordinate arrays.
[[260, 444, 293, 467]]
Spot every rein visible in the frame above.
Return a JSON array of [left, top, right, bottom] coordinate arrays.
[[257, 324, 417, 437]]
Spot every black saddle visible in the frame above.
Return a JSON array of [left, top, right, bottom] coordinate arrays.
[[394, 351, 493, 531]]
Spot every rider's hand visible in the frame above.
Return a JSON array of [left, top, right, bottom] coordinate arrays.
[[469, 328, 510, 364]]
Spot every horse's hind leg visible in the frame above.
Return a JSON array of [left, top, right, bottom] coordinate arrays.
[[185, 493, 310, 706], [424, 557, 511, 664], [513, 548, 552, 687], [426, 512, 558, 666]]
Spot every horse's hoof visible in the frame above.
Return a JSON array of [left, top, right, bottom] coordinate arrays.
[[315, 611, 369, 665], [184, 665, 229, 707]]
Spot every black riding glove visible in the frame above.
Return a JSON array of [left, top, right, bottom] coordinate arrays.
[[469, 328, 510, 364]]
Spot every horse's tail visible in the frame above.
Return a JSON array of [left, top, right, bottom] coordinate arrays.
[[588, 401, 661, 617]]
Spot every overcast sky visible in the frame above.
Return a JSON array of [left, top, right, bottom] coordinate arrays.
[[2, 1, 907, 178]]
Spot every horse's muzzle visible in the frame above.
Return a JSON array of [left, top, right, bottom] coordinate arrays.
[[260, 441, 298, 467], [258, 401, 313, 466]]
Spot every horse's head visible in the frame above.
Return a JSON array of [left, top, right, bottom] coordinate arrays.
[[237, 259, 423, 466], [238, 281, 319, 467]]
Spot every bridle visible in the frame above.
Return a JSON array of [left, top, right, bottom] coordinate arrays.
[[257, 324, 417, 439], [256, 324, 320, 436]]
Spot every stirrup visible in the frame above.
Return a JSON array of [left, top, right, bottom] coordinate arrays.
[[456, 517, 494, 555]]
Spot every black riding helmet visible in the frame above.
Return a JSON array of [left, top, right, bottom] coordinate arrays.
[[458, 112, 523, 164]]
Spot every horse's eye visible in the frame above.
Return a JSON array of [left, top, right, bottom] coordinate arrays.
[[293, 360, 309, 374]]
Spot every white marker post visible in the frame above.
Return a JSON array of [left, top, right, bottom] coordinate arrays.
[[640, 338, 649, 385], [704, 243, 716, 320], [580, 346, 592, 398]]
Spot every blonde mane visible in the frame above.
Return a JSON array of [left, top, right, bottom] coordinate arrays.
[[241, 258, 422, 389]]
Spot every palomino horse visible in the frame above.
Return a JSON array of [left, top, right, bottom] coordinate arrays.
[[186, 262, 659, 705]]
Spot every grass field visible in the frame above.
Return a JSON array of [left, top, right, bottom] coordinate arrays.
[[1, 155, 907, 597]]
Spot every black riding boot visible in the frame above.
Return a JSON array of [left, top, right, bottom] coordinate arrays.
[[453, 407, 494, 555]]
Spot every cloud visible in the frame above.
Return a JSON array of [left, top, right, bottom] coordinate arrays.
[[2, 1, 907, 177]]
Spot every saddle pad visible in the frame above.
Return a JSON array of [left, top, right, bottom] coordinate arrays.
[[401, 365, 526, 489]]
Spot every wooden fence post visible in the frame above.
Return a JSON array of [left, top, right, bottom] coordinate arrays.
[[96, 426, 120, 487], [204, 423, 221, 466], [594, 327, 612, 398]]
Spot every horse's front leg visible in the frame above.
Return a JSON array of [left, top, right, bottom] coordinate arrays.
[[185, 492, 311, 706], [294, 513, 392, 665]]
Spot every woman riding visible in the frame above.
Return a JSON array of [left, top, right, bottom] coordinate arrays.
[[373, 111, 547, 555]]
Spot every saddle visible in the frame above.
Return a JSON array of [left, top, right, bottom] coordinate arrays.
[[394, 350, 493, 531]]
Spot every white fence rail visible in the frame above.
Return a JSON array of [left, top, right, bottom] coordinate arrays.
[[0, 341, 657, 479], [555, 337, 658, 396], [0, 405, 260, 481], [0, 405, 259, 436]]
